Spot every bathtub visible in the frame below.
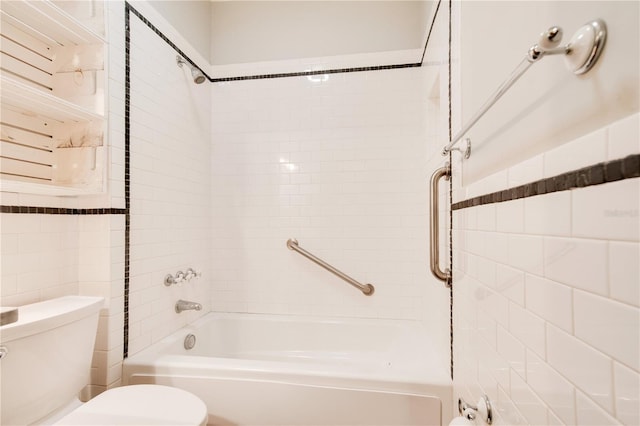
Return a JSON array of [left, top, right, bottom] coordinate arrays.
[[122, 313, 452, 425]]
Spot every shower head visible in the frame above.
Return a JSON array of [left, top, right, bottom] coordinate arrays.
[[176, 55, 206, 84]]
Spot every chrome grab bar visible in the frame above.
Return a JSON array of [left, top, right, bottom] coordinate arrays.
[[430, 163, 451, 287], [286, 239, 375, 296]]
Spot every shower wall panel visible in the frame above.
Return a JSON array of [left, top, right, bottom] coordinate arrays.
[[210, 60, 448, 328], [452, 114, 639, 425], [450, 2, 639, 423], [126, 12, 212, 357]]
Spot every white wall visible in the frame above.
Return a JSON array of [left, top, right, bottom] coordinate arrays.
[[457, 1, 639, 183], [0, 0, 129, 396], [126, 8, 212, 356], [210, 1, 432, 66], [452, 114, 640, 425], [146, 0, 212, 63], [210, 50, 451, 370], [450, 1, 640, 424]]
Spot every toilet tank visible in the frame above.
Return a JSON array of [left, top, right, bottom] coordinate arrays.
[[0, 296, 104, 425]]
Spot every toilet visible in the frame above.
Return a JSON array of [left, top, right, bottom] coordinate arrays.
[[0, 296, 208, 425]]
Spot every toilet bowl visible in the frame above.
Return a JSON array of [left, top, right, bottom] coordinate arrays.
[[0, 296, 208, 426], [52, 384, 208, 425]]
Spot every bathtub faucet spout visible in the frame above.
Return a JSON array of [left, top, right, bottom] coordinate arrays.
[[175, 299, 202, 313]]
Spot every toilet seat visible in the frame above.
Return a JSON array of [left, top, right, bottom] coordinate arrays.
[[53, 384, 208, 425]]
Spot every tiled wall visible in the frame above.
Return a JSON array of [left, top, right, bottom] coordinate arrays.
[[0, 0, 128, 396], [452, 113, 640, 425], [209, 55, 451, 358], [126, 9, 212, 356]]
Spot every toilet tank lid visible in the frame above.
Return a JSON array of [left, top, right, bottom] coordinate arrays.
[[0, 296, 104, 343]]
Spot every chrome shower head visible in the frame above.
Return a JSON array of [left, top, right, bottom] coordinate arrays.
[[176, 55, 206, 84], [191, 68, 206, 84]]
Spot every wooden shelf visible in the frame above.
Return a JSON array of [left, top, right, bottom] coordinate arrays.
[[1, 76, 104, 123], [0, 0, 105, 47]]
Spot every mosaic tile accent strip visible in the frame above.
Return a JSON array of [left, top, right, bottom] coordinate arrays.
[[210, 64, 422, 83], [0, 206, 126, 215], [452, 153, 640, 211], [447, 0, 454, 382], [421, 0, 442, 64], [123, 1, 132, 359]]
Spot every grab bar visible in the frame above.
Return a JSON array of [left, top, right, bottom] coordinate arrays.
[[442, 19, 606, 157], [430, 163, 451, 287], [286, 239, 375, 296]]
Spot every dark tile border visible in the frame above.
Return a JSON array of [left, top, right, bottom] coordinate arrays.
[[452, 153, 640, 211], [0, 206, 126, 214], [421, 0, 442, 64], [446, 0, 454, 382], [210, 63, 421, 83], [124, 2, 132, 359]]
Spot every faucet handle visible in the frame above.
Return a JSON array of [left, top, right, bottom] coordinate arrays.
[[164, 270, 186, 286], [185, 268, 202, 281]]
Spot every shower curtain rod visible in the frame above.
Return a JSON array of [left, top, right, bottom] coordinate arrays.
[[442, 19, 606, 158]]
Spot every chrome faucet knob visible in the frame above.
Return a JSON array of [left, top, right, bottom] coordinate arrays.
[[164, 270, 186, 286], [185, 268, 195, 281], [184, 268, 202, 281]]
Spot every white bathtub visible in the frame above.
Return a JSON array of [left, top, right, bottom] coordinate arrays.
[[122, 313, 452, 425]]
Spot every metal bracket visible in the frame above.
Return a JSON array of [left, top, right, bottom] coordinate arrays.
[[449, 138, 471, 159]]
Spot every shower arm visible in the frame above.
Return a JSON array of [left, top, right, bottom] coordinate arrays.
[[442, 19, 607, 158]]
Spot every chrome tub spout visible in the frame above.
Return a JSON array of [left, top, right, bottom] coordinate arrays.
[[175, 300, 202, 313]]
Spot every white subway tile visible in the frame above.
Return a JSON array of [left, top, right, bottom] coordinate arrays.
[[574, 290, 640, 371], [478, 335, 510, 391], [507, 235, 544, 275], [510, 369, 549, 425], [476, 204, 497, 232], [0, 233, 18, 255], [1, 214, 41, 233], [572, 178, 640, 242], [496, 264, 524, 306], [524, 191, 571, 236], [526, 350, 576, 425], [508, 302, 545, 358], [546, 409, 564, 425], [544, 237, 608, 296], [478, 308, 497, 349], [614, 362, 639, 426], [575, 391, 622, 426], [496, 199, 524, 234], [546, 324, 613, 412], [608, 113, 640, 160], [485, 232, 509, 265], [496, 384, 528, 425], [476, 256, 496, 288], [609, 242, 640, 307], [544, 128, 607, 178], [525, 274, 573, 332], [482, 288, 510, 328], [497, 326, 526, 378]]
